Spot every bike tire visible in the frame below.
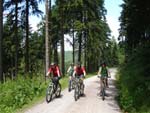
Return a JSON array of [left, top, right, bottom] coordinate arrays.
[[71, 79, 75, 89], [46, 85, 53, 103], [74, 85, 79, 101], [102, 87, 105, 101], [55, 83, 61, 97], [80, 83, 84, 95], [68, 80, 71, 92]]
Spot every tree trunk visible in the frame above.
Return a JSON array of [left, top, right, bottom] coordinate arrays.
[[84, 31, 87, 68], [45, 0, 50, 74], [0, 0, 3, 82], [25, 0, 29, 74], [15, 0, 18, 77], [72, 20, 75, 64], [78, 33, 82, 62], [61, 24, 65, 75], [48, 0, 51, 64], [78, 11, 83, 62], [54, 44, 58, 64], [60, 2, 65, 75]]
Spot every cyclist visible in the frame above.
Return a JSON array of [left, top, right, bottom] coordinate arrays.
[[97, 62, 110, 92], [46, 62, 61, 90], [67, 63, 75, 92], [73, 62, 86, 95]]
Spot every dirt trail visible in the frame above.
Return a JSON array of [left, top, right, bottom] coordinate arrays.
[[25, 68, 121, 113]]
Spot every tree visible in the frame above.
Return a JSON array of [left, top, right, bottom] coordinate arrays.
[[0, 0, 3, 82], [20, 0, 42, 74], [4, 0, 23, 77], [25, 0, 29, 73], [45, 0, 50, 74], [56, 0, 65, 75], [14, 0, 19, 77]]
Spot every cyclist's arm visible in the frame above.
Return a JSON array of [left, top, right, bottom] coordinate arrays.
[[97, 67, 101, 75], [106, 67, 111, 77], [83, 71, 86, 77], [67, 66, 71, 73], [73, 70, 76, 77], [46, 68, 51, 76], [82, 67, 86, 77], [56, 66, 61, 77]]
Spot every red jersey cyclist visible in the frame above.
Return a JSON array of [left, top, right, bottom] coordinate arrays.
[[73, 62, 86, 95], [46, 62, 61, 89]]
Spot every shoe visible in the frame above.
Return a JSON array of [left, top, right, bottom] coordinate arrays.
[[68, 88, 71, 92], [80, 93, 85, 96], [100, 91, 102, 96]]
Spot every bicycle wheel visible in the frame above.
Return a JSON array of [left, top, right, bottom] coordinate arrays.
[[74, 85, 79, 101], [101, 85, 105, 101], [46, 85, 53, 103], [68, 80, 71, 92], [80, 83, 84, 95], [71, 79, 75, 89], [55, 83, 61, 97]]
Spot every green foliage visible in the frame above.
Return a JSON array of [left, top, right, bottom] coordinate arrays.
[[0, 73, 77, 113], [117, 45, 150, 113], [0, 75, 46, 113], [118, 47, 125, 64]]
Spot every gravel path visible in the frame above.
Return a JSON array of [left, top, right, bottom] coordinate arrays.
[[24, 68, 121, 113]]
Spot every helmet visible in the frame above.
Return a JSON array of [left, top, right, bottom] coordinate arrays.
[[70, 63, 74, 66], [101, 61, 106, 66], [50, 62, 56, 66], [77, 62, 81, 67]]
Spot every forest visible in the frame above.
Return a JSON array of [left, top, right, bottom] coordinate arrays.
[[0, 0, 150, 113]]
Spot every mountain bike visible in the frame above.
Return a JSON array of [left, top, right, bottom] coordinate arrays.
[[46, 77, 61, 103], [74, 76, 84, 101]]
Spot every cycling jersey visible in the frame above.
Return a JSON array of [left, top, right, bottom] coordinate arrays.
[[67, 66, 74, 76], [74, 66, 85, 76], [48, 66, 61, 77], [99, 66, 108, 77]]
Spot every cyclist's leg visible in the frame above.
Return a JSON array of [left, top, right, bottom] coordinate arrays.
[[69, 76, 71, 85], [106, 77, 108, 87], [104, 77, 108, 96], [81, 75, 85, 95], [100, 77, 103, 95], [68, 76, 72, 91], [53, 77, 59, 90]]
